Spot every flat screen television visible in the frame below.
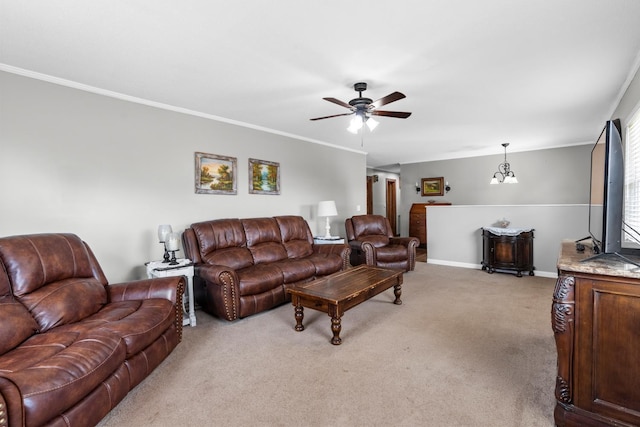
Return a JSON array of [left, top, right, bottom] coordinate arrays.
[[587, 118, 624, 255]]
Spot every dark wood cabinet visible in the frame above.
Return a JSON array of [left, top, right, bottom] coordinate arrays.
[[553, 241, 640, 426], [481, 228, 534, 277], [409, 202, 451, 249]]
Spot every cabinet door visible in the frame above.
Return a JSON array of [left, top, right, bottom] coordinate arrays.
[[574, 278, 640, 425], [492, 237, 516, 267]]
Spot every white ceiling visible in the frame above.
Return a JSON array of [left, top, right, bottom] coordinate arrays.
[[2, 1, 640, 171]]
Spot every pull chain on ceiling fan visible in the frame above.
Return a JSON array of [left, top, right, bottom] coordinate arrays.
[[310, 82, 412, 134]]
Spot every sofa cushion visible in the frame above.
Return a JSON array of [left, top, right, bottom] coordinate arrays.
[[0, 328, 126, 427], [192, 218, 245, 252], [0, 296, 39, 355], [54, 298, 176, 357], [18, 277, 107, 332], [360, 235, 392, 248], [202, 246, 254, 270], [242, 218, 288, 263], [275, 216, 314, 259], [351, 217, 390, 245], [237, 264, 284, 296], [271, 259, 316, 284], [0, 233, 105, 295], [306, 253, 345, 276]]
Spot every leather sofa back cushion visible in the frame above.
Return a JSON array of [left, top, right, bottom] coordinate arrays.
[[0, 296, 39, 355], [202, 246, 254, 270], [351, 217, 390, 244], [242, 218, 287, 264], [191, 219, 247, 257], [0, 233, 101, 295], [18, 277, 107, 332], [275, 216, 314, 259]]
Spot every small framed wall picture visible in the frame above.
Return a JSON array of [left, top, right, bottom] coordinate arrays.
[[249, 158, 280, 195], [421, 177, 444, 197], [194, 152, 237, 195]]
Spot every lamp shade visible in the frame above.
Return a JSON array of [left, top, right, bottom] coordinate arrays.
[[318, 200, 338, 217], [157, 224, 172, 242]]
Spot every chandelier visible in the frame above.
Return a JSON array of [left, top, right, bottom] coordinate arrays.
[[490, 143, 518, 184]]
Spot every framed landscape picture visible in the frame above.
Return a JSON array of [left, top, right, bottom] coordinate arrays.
[[421, 177, 444, 197], [195, 152, 237, 195], [249, 158, 280, 195]]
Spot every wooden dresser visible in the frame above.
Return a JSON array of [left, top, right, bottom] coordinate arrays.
[[409, 202, 451, 249], [552, 240, 640, 426]]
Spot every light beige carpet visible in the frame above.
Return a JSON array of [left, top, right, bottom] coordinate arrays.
[[98, 263, 557, 427]]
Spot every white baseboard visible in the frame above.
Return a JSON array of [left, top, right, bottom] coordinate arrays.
[[427, 258, 558, 279]]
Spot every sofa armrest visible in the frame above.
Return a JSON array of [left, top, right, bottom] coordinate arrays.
[[389, 236, 420, 248], [107, 276, 184, 304], [313, 243, 351, 270], [0, 376, 23, 427], [108, 276, 186, 340], [195, 265, 241, 321]]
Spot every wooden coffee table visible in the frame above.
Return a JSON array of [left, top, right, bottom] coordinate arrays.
[[287, 265, 403, 345]]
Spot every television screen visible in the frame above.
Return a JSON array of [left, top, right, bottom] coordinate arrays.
[[587, 119, 624, 254], [588, 129, 606, 251]]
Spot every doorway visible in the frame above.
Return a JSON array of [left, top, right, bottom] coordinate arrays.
[[386, 178, 397, 236], [366, 176, 373, 214]]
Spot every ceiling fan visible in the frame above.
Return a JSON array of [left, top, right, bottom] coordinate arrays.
[[310, 82, 411, 133]]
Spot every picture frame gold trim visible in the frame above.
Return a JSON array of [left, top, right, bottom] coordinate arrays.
[[421, 177, 444, 197], [249, 158, 280, 195], [195, 152, 237, 195]]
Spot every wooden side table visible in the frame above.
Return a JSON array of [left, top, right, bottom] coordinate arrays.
[[313, 236, 345, 244], [146, 259, 196, 327], [481, 227, 534, 277]]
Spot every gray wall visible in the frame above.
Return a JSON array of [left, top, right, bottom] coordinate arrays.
[[399, 144, 592, 236], [0, 71, 366, 282], [397, 62, 640, 275]]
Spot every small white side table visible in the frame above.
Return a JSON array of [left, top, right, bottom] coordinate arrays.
[[314, 236, 345, 244], [146, 259, 196, 327]]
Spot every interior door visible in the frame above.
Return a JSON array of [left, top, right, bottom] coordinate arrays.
[[386, 179, 397, 235]]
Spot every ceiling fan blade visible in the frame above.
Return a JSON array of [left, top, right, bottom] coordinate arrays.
[[310, 112, 354, 121], [371, 110, 412, 119], [323, 97, 352, 109], [371, 91, 406, 108]]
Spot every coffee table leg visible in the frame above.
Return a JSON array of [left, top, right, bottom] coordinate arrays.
[[393, 283, 402, 305], [331, 315, 342, 345], [294, 305, 305, 331]]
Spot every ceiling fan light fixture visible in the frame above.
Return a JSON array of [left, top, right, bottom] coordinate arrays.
[[347, 114, 364, 134], [312, 82, 410, 138], [366, 116, 379, 131]]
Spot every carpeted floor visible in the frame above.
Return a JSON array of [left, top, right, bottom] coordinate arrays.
[[98, 263, 557, 427]]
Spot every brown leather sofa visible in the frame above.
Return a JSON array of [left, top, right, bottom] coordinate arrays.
[[182, 215, 350, 321], [0, 233, 185, 427], [345, 214, 420, 272]]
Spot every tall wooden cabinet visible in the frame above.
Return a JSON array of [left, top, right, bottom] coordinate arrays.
[[409, 202, 451, 249], [552, 241, 640, 426]]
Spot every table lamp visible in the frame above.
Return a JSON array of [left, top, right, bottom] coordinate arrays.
[[317, 200, 338, 239]]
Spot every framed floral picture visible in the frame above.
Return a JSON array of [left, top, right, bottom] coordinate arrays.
[[249, 158, 280, 195], [195, 152, 237, 195], [421, 177, 444, 197]]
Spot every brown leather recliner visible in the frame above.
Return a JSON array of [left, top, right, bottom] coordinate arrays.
[[345, 215, 419, 271], [0, 233, 185, 427]]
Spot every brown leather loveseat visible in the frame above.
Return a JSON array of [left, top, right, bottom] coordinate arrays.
[[182, 215, 350, 321], [0, 233, 185, 427]]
